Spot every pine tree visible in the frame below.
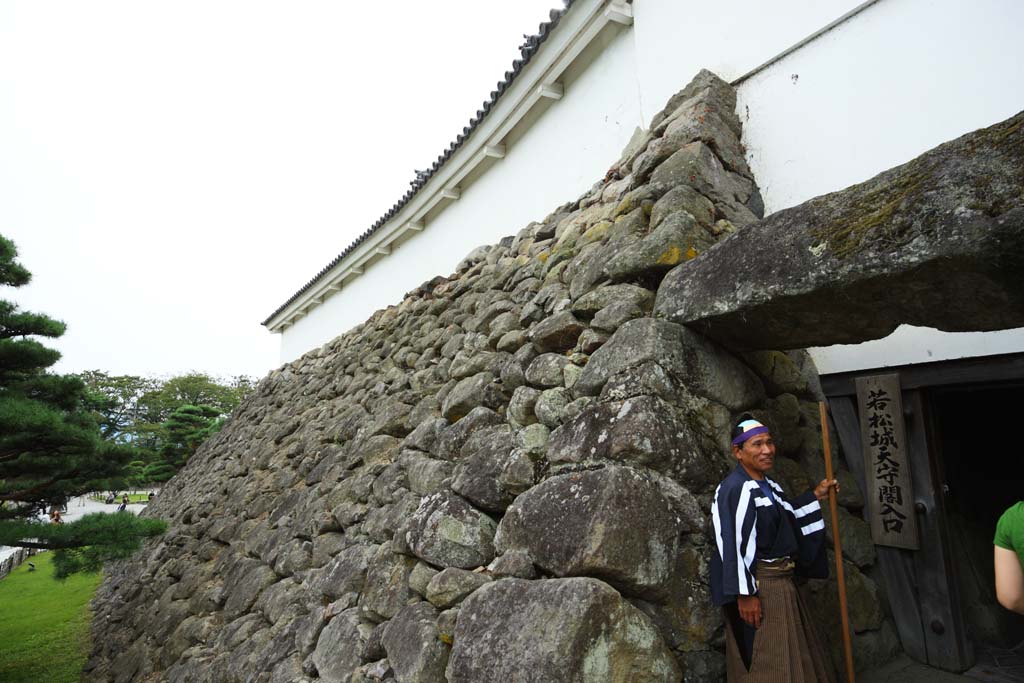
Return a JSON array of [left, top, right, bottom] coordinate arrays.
[[158, 404, 222, 470], [0, 234, 164, 577]]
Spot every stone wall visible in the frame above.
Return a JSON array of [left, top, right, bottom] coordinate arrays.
[[0, 546, 36, 581], [85, 71, 895, 683]]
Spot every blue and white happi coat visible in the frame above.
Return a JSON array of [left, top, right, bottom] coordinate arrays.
[[710, 464, 828, 605]]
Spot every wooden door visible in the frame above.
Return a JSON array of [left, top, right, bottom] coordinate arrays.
[[830, 390, 972, 671]]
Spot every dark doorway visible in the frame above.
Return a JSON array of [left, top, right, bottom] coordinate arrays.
[[929, 382, 1024, 679]]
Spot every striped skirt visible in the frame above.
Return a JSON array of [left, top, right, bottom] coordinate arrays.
[[724, 559, 836, 682]]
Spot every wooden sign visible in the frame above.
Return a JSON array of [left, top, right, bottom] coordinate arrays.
[[855, 374, 919, 549]]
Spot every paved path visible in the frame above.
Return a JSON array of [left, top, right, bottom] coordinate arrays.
[[0, 494, 148, 564]]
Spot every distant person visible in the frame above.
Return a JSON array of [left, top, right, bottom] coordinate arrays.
[[50, 510, 62, 524], [148, 491, 155, 501], [118, 495, 129, 512], [995, 501, 1024, 614]]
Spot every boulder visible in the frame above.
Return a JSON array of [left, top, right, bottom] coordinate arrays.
[[741, 350, 809, 397], [446, 578, 680, 683], [408, 561, 439, 597], [362, 401, 414, 438], [507, 385, 540, 426], [381, 602, 450, 683], [649, 184, 716, 231], [316, 544, 373, 600], [591, 300, 643, 333], [649, 141, 757, 226], [495, 466, 701, 600], [441, 372, 503, 422], [530, 311, 587, 353], [451, 426, 518, 512], [524, 353, 571, 389], [534, 387, 572, 428], [598, 360, 684, 404], [435, 407, 503, 460], [571, 283, 654, 317], [605, 211, 715, 282], [404, 417, 447, 456], [547, 395, 724, 489], [425, 568, 493, 609], [403, 492, 498, 569], [221, 559, 278, 621], [573, 317, 764, 410], [312, 608, 370, 683], [576, 328, 609, 353], [403, 453, 453, 497], [487, 549, 538, 579], [361, 545, 418, 622]]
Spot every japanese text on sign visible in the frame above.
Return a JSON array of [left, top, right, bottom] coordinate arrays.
[[855, 375, 919, 549]]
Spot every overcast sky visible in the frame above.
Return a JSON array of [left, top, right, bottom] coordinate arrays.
[[0, 0, 560, 380]]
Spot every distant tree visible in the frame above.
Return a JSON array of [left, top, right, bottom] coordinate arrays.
[[0, 234, 164, 578], [78, 370, 253, 484], [158, 404, 221, 470], [79, 370, 158, 444], [138, 372, 247, 425], [141, 461, 177, 484]]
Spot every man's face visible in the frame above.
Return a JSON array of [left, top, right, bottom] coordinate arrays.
[[733, 433, 775, 479]]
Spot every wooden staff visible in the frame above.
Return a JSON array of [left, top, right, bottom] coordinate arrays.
[[819, 401, 855, 683]]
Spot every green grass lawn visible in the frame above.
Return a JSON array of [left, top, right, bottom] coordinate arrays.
[[0, 552, 102, 683]]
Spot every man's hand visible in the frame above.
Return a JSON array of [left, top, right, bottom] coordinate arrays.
[[737, 594, 761, 628], [814, 478, 839, 501]]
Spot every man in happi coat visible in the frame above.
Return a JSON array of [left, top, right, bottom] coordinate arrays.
[[711, 415, 838, 682]]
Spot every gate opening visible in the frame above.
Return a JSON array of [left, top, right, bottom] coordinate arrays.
[[931, 383, 1024, 674]]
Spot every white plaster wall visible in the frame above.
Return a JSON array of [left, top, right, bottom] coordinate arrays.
[[280, 0, 1024, 371], [729, 0, 1024, 373], [810, 326, 1024, 374], [736, 0, 1024, 213], [279, 26, 642, 362], [632, 0, 868, 125]]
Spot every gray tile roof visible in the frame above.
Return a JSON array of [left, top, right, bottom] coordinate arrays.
[[264, 2, 575, 327]]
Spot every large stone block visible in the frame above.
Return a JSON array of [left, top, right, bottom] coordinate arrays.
[[402, 492, 498, 569], [655, 110, 1024, 350], [571, 283, 654, 318], [312, 608, 370, 683], [529, 310, 586, 353], [495, 466, 701, 600], [435, 407, 503, 460], [605, 211, 715, 283], [573, 317, 764, 410], [446, 577, 680, 683], [451, 425, 518, 512], [425, 567, 493, 609], [361, 545, 417, 622], [547, 394, 724, 489], [315, 544, 373, 600], [381, 602, 450, 683], [441, 372, 504, 422]]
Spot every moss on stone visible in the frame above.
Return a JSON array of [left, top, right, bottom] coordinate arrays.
[[580, 220, 612, 246], [808, 112, 1022, 260], [655, 246, 682, 266], [810, 171, 924, 259], [612, 195, 636, 219]]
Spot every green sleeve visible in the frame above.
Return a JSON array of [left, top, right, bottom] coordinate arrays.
[[994, 502, 1024, 551]]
